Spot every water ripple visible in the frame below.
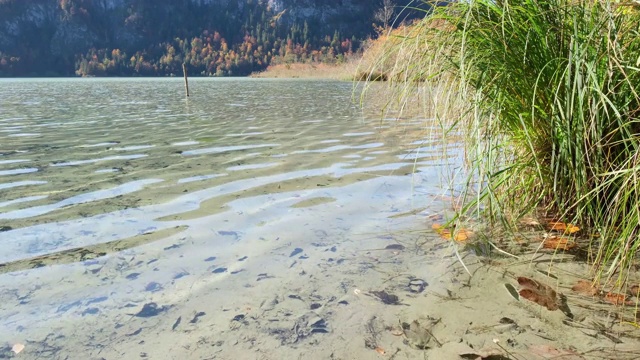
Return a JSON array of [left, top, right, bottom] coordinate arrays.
[[0, 195, 48, 208], [0, 168, 38, 176], [181, 144, 279, 155], [292, 143, 384, 154], [0, 159, 30, 165], [0, 179, 162, 220], [0, 180, 47, 190], [51, 154, 148, 167]]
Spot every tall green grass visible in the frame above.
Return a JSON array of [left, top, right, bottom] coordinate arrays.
[[364, 0, 640, 287]]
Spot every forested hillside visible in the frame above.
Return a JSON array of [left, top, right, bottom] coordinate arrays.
[[0, 0, 429, 77]]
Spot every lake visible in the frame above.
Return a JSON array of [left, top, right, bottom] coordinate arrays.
[[0, 78, 458, 359]]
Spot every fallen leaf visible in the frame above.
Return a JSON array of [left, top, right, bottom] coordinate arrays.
[[548, 221, 580, 234], [517, 277, 559, 311], [629, 284, 639, 297], [548, 221, 566, 230], [571, 280, 599, 296], [370, 290, 400, 305], [12, 343, 25, 354], [542, 236, 576, 250], [504, 283, 520, 300], [452, 229, 472, 242], [604, 292, 631, 306], [519, 289, 559, 311], [432, 223, 448, 237], [375, 346, 386, 355], [433, 224, 472, 242], [565, 224, 580, 234]]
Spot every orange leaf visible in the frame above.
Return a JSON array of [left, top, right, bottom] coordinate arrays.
[[453, 229, 472, 242], [549, 221, 567, 231], [433, 224, 472, 242], [548, 221, 580, 234], [517, 277, 559, 311], [542, 236, 576, 250], [604, 292, 631, 306], [571, 280, 599, 296], [565, 224, 580, 234], [375, 346, 386, 355]]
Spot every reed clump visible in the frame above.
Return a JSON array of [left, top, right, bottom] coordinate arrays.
[[364, 0, 640, 288]]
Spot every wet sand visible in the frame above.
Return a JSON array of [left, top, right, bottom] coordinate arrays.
[[2, 202, 639, 359]]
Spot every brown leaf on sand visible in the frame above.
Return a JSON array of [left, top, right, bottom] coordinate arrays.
[[517, 277, 559, 311], [572, 282, 634, 305], [548, 221, 566, 231], [571, 280, 599, 296], [542, 236, 576, 250], [374, 346, 386, 355], [529, 344, 584, 359], [604, 292, 632, 306], [519, 289, 559, 311]]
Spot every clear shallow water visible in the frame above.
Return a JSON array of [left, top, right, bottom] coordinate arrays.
[[0, 78, 458, 358]]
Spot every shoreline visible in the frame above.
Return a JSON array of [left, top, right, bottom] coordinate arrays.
[[250, 62, 359, 81]]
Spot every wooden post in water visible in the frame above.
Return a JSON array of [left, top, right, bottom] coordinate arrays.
[[182, 63, 190, 97]]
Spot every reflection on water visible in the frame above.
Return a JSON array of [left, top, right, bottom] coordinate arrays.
[[0, 78, 459, 358]]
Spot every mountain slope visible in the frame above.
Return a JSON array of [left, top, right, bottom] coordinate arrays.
[[0, 0, 429, 76]]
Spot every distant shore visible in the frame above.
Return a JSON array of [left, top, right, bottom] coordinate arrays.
[[250, 62, 359, 81]]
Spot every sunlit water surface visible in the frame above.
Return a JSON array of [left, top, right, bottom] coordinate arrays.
[[0, 78, 459, 358]]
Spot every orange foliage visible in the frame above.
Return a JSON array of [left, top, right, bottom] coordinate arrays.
[[542, 236, 576, 250]]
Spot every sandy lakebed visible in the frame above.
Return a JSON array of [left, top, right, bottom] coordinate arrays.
[[0, 78, 638, 359]]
